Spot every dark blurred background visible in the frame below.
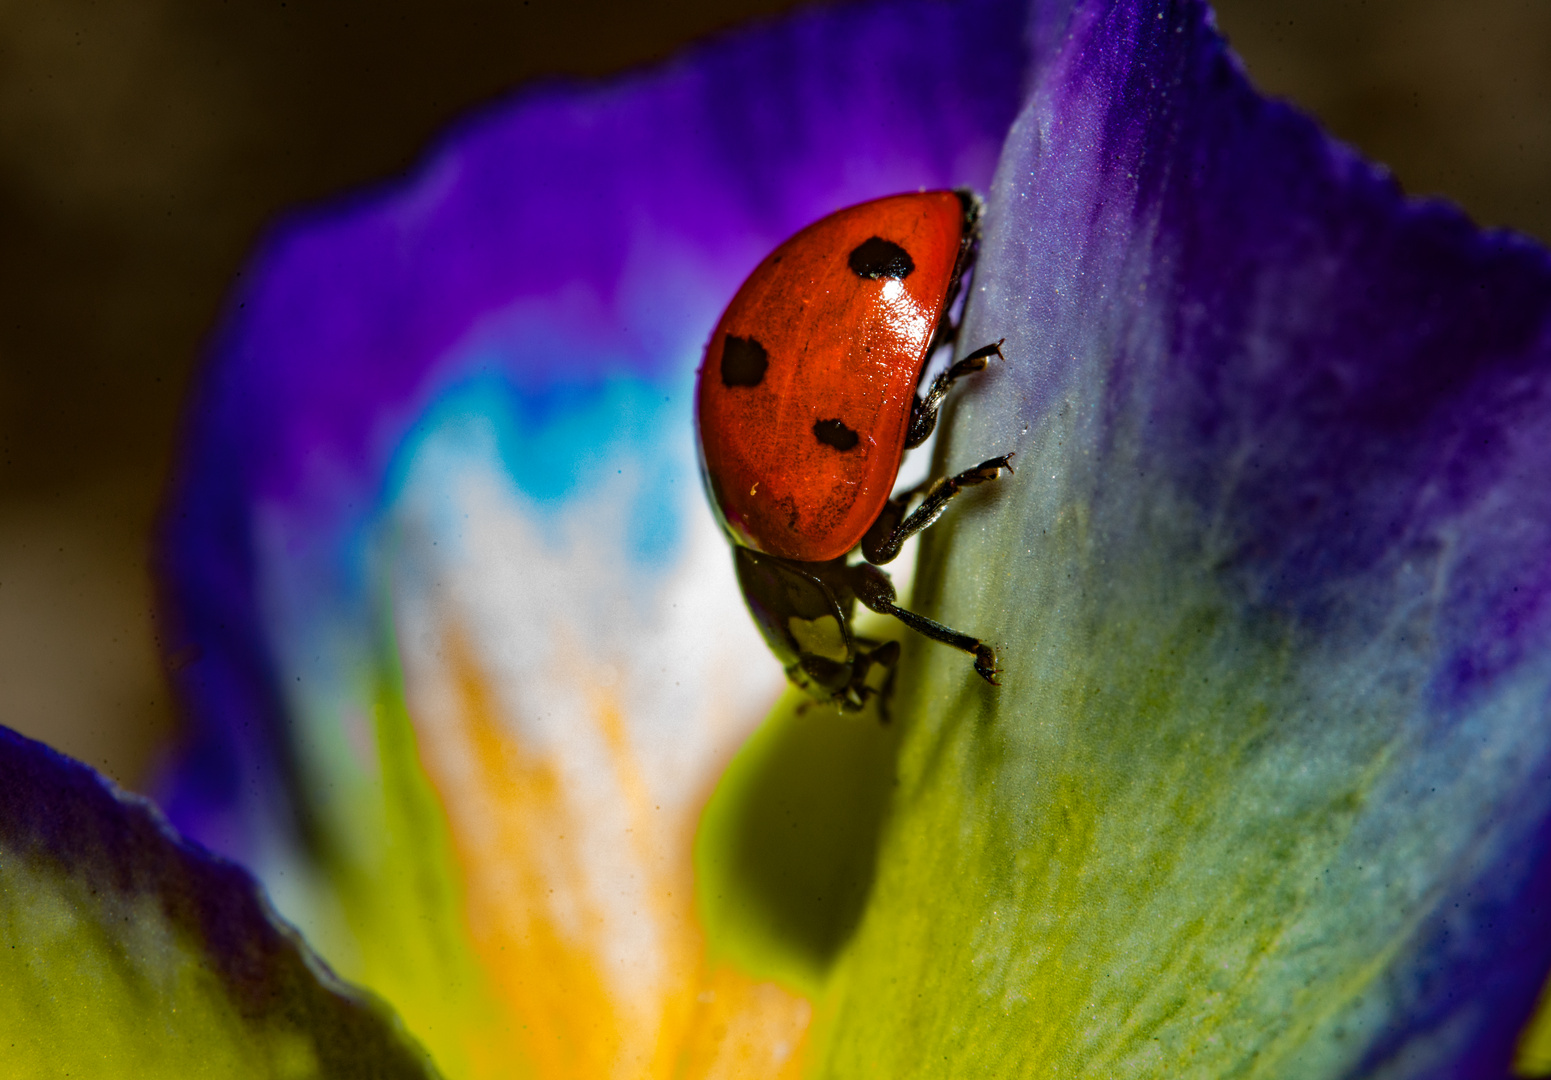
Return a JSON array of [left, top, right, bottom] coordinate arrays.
[[1, 0, 1547, 791]]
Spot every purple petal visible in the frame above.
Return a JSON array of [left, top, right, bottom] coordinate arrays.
[[156, 0, 1026, 865]]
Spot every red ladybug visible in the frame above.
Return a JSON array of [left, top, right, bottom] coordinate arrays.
[[696, 190, 1013, 712]]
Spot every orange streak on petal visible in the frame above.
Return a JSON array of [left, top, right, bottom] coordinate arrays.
[[429, 635, 621, 1079], [668, 966, 812, 1080], [413, 623, 811, 1079]]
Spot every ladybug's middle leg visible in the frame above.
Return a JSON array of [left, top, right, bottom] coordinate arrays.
[[861, 454, 1014, 566], [904, 339, 1004, 448], [845, 563, 999, 685]]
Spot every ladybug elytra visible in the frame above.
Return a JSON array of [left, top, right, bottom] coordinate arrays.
[[695, 190, 1012, 712]]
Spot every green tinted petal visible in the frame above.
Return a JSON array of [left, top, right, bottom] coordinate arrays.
[[0, 725, 438, 1080]]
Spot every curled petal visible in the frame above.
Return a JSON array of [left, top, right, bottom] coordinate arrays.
[[812, 2, 1551, 1077], [0, 726, 436, 1077]]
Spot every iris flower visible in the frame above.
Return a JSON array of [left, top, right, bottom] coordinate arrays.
[[6, 0, 1551, 1075]]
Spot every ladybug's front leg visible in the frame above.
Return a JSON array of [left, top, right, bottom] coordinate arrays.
[[861, 454, 1014, 566], [846, 563, 999, 685], [904, 339, 1004, 449], [844, 637, 901, 721]]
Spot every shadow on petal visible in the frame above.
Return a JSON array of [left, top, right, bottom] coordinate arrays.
[[698, 688, 903, 994]]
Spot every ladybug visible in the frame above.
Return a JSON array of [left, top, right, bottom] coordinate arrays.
[[696, 190, 1013, 712]]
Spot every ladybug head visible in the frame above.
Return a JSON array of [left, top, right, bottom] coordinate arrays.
[[731, 547, 864, 708]]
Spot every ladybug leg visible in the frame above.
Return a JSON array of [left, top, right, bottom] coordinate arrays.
[[832, 638, 900, 716], [861, 453, 1015, 565], [848, 638, 901, 722], [846, 564, 1000, 686], [904, 339, 1005, 449], [856, 463, 960, 567], [857, 488, 919, 568]]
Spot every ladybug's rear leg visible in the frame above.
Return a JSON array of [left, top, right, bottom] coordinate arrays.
[[846, 563, 999, 685], [905, 339, 1004, 449], [861, 453, 1014, 566]]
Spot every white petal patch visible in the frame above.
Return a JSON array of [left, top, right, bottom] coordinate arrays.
[[386, 397, 785, 1035]]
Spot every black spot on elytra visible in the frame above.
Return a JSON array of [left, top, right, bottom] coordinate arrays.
[[813, 418, 859, 451], [848, 237, 914, 280], [721, 335, 768, 387]]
